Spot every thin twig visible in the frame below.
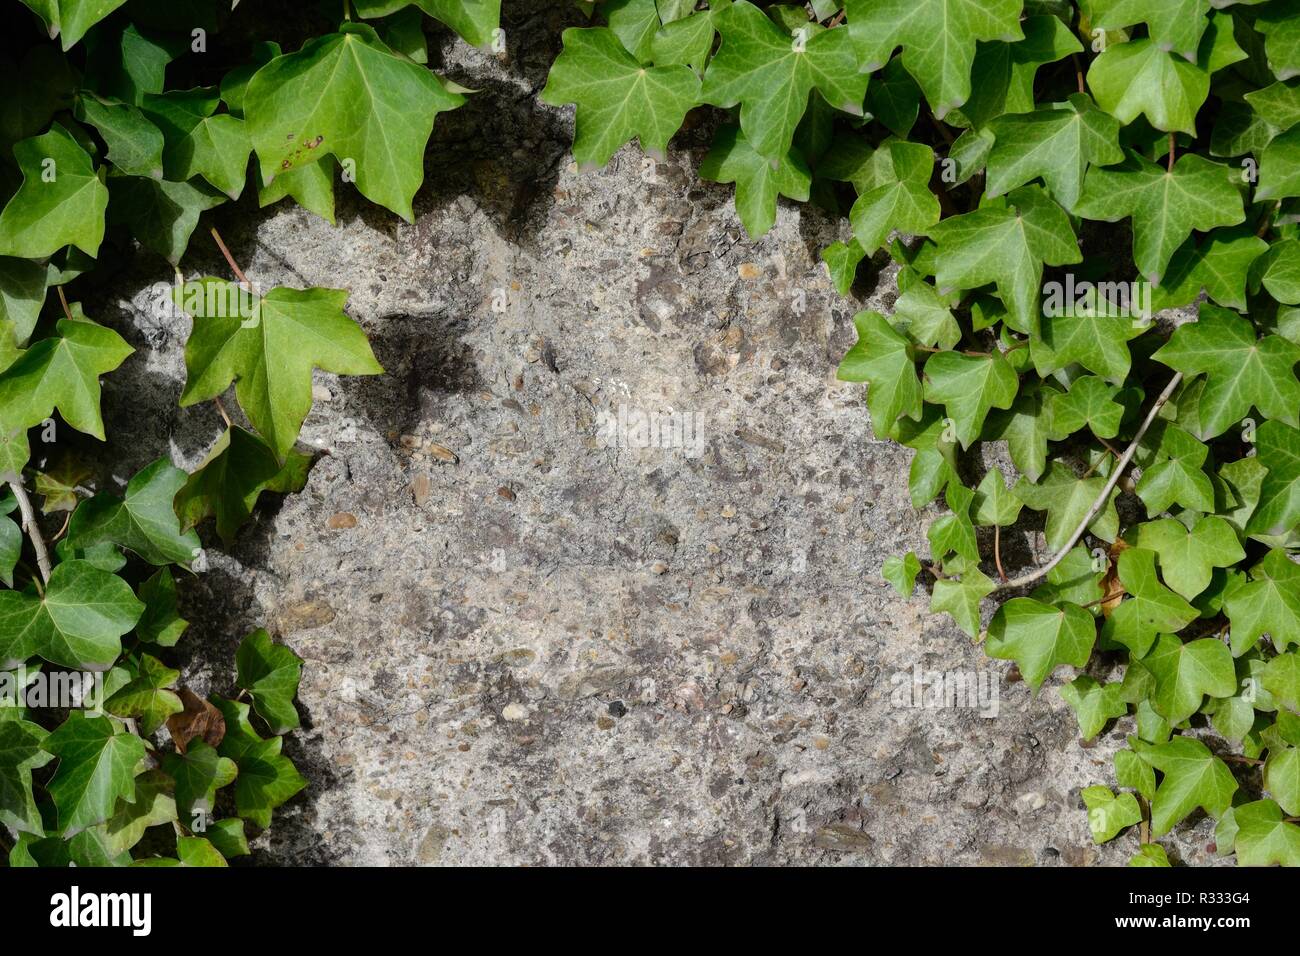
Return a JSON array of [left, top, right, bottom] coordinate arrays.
[[996, 372, 1183, 591], [210, 227, 252, 288], [214, 396, 233, 429], [994, 524, 1007, 583], [56, 286, 74, 321], [8, 479, 51, 584], [1167, 133, 1176, 173], [1071, 53, 1086, 94]]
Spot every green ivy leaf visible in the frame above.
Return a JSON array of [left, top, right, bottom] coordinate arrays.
[[837, 310, 923, 435], [1081, 784, 1143, 843], [0, 719, 53, 835], [159, 740, 237, 823], [235, 629, 303, 735], [245, 23, 465, 221], [1014, 462, 1120, 552], [1075, 152, 1244, 285], [74, 93, 165, 179], [1086, 0, 1210, 62], [985, 93, 1124, 211], [930, 561, 994, 638], [543, 27, 700, 168], [66, 458, 201, 566], [929, 185, 1081, 334], [1131, 515, 1245, 600], [212, 696, 307, 829], [0, 559, 144, 670], [1225, 549, 1300, 655], [45, 712, 147, 837], [107, 175, 227, 266], [1131, 734, 1237, 836], [104, 652, 183, 735], [1061, 675, 1128, 740], [141, 88, 251, 200], [1128, 843, 1171, 866], [986, 596, 1096, 691], [0, 124, 109, 259], [355, 0, 502, 48], [1134, 422, 1215, 515], [848, 139, 939, 253], [1141, 633, 1236, 725], [1087, 38, 1209, 136], [1100, 548, 1198, 657], [1244, 420, 1300, 538], [922, 350, 1019, 449], [135, 566, 187, 647], [700, 126, 811, 238], [20, 0, 128, 52], [844, 0, 1023, 118], [1230, 799, 1300, 866], [703, 1, 866, 161], [177, 281, 382, 459], [0, 315, 132, 440], [882, 551, 922, 597]]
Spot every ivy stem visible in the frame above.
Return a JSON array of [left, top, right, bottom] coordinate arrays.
[[996, 371, 1183, 591], [994, 524, 1007, 583], [8, 478, 51, 585], [1222, 754, 1264, 766], [1257, 199, 1282, 238], [1071, 53, 1086, 95], [56, 286, 74, 321], [210, 227, 252, 289], [214, 395, 233, 429], [1167, 133, 1176, 173]]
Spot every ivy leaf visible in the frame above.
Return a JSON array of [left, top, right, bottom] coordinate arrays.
[[948, 15, 1082, 130], [355, 0, 502, 48], [700, 126, 810, 238], [1031, 546, 1105, 609], [1256, 7, 1300, 82], [1263, 651, 1300, 713], [1116, 747, 1157, 801], [971, 466, 1021, 527], [176, 427, 311, 544], [0, 719, 53, 835], [1257, 126, 1300, 202], [1128, 844, 1172, 866], [1081, 784, 1143, 843], [986, 93, 1124, 211], [702, 1, 866, 162], [1034, 307, 1146, 386], [245, 23, 465, 222], [212, 696, 307, 829], [867, 56, 921, 136], [982, 381, 1050, 482], [1246, 79, 1300, 131], [653, 10, 717, 74], [1014, 462, 1120, 553], [1046, 375, 1125, 441], [45, 712, 147, 837], [1100, 548, 1198, 657], [0, 315, 133, 440], [1061, 675, 1128, 740], [922, 351, 1019, 450], [0, 124, 109, 259], [843, 0, 1023, 118], [1141, 634, 1236, 725], [74, 93, 165, 179], [235, 629, 302, 735], [986, 597, 1096, 691], [135, 566, 187, 647], [848, 139, 939, 253], [104, 653, 183, 735], [927, 483, 978, 563], [1244, 420, 1300, 538], [1225, 549, 1300, 655], [882, 551, 922, 597], [159, 740, 237, 823], [1229, 799, 1300, 866], [1087, 38, 1210, 136], [1131, 515, 1245, 600], [177, 281, 382, 459], [0, 257, 47, 347], [141, 88, 251, 200], [65, 458, 201, 566], [930, 561, 994, 638], [1265, 746, 1300, 815], [1151, 226, 1268, 312], [1255, 238, 1300, 304], [929, 186, 1081, 334], [206, 818, 249, 858], [1131, 734, 1237, 836], [837, 310, 923, 435], [0, 559, 144, 671], [1153, 305, 1300, 439], [1086, 0, 1211, 63], [1074, 152, 1244, 285], [543, 27, 700, 169], [19, 0, 128, 51], [1134, 422, 1215, 515], [107, 175, 227, 266]]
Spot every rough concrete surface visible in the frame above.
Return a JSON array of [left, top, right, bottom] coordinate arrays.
[[78, 2, 1227, 866]]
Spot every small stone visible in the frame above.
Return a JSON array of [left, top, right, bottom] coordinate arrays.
[[737, 262, 762, 280], [411, 474, 432, 507], [607, 700, 627, 718], [502, 703, 528, 721], [524, 348, 541, 363], [496, 486, 516, 502], [596, 716, 615, 730], [427, 443, 458, 463], [311, 384, 333, 402], [649, 561, 668, 575], [327, 512, 358, 530]]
